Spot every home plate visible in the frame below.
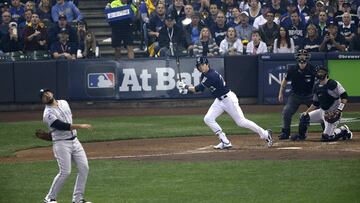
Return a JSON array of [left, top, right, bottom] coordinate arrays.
[[277, 147, 303, 150]]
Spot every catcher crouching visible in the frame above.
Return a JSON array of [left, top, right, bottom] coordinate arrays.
[[291, 66, 353, 142]]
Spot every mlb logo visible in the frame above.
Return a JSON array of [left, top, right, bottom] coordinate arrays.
[[88, 73, 115, 88]]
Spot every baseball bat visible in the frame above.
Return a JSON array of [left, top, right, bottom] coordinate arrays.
[[174, 42, 182, 82]]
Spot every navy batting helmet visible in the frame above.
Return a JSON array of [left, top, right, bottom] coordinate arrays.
[[295, 49, 311, 64], [195, 56, 209, 68], [39, 88, 52, 99]]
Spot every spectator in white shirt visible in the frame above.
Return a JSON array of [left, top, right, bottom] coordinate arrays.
[[253, 4, 271, 29], [246, 30, 268, 54], [273, 26, 295, 53], [219, 27, 244, 55]]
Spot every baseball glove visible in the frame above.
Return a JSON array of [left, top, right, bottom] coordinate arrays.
[[324, 110, 342, 124], [35, 129, 52, 141]]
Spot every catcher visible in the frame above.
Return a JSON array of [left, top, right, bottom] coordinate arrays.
[[291, 66, 353, 141]]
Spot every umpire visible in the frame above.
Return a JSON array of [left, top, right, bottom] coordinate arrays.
[[278, 49, 317, 140]]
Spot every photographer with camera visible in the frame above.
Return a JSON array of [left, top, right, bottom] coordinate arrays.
[[319, 21, 346, 52], [1, 21, 24, 53]]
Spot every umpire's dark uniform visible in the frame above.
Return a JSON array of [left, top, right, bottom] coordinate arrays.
[[278, 62, 317, 139]]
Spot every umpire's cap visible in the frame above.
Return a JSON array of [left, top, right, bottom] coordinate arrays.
[[196, 56, 209, 68], [39, 88, 52, 99]]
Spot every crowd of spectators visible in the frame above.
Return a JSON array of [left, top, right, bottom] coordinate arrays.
[[0, 0, 99, 60], [136, 0, 360, 57], [1, 0, 360, 60]]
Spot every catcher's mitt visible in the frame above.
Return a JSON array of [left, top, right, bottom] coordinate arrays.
[[324, 110, 342, 124], [35, 129, 52, 141]]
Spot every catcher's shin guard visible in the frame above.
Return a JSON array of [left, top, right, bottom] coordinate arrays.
[[298, 113, 310, 139], [321, 133, 337, 142]]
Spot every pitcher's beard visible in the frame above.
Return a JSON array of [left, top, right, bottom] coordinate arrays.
[[47, 98, 54, 105]]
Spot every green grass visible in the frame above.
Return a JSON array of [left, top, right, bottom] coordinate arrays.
[[0, 159, 359, 203], [1, 112, 360, 157]]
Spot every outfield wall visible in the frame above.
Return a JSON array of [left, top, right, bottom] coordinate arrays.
[[1, 53, 359, 104]]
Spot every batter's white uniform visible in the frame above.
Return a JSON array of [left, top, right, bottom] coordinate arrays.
[[43, 100, 89, 202], [193, 67, 271, 147]]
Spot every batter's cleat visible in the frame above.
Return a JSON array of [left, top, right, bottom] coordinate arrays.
[[341, 125, 353, 140], [72, 199, 92, 203], [213, 142, 232, 150], [44, 198, 57, 203], [266, 129, 273, 148]]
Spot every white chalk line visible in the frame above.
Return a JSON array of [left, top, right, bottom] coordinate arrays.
[[88, 145, 228, 160]]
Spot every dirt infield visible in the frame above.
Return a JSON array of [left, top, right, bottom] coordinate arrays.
[[1, 133, 359, 163], [1, 104, 360, 163]]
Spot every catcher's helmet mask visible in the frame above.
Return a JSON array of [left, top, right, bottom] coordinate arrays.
[[196, 56, 209, 70], [295, 49, 311, 64], [315, 65, 329, 80]]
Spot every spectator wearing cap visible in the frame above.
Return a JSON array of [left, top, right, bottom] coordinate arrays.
[[280, 2, 306, 28], [349, 25, 360, 51], [10, 0, 25, 23], [301, 23, 321, 52], [167, 0, 186, 25], [0, 11, 12, 35], [245, 0, 261, 25], [184, 11, 204, 45], [227, 7, 241, 27], [51, 0, 82, 22], [108, 0, 138, 59], [219, 27, 243, 55], [158, 13, 189, 57], [253, 4, 272, 29], [47, 14, 78, 47], [210, 11, 228, 46], [23, 13, 48, 51], [319, 21, 346, 52], [50, 27, 77, 59], [37, 0, 53, 26], [335, 1, 359, 27], [1, 21, 24, 53], [338, 12, 358, 46], [259, 10, 279, 52], [246, 29, 267, 54], [0, 2, 10, 22], [234, 11, 254, 42], [284, 11, 306, 51], [193, 27, 219, 57]]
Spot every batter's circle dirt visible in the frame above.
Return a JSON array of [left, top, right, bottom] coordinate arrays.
[[1, 104, 359, 163]]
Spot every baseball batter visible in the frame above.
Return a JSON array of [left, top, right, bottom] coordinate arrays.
[[178, 57, 273, 149], [291, 66, 353, 141], [40, 89, 92, 203]]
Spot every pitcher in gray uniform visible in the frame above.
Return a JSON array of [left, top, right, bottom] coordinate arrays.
[[40, 88, 92, 203]]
